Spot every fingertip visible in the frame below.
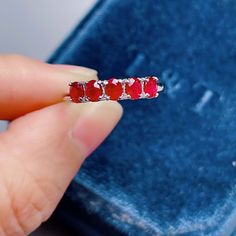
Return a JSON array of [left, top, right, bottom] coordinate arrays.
[[0, 54, 99, 120], [51, 64, 98, 77]]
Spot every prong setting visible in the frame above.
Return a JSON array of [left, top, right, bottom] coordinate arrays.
[[69, 76, 164, 103]]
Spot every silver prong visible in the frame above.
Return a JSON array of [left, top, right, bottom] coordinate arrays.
[[139, 77, 146, 98], [80, 97, 87, 103], [140, 77, 149, 81], [119, 78, 129, 100], [119, 94, 130, 100], [99, 93, 110, 101], [139, 77, 149, 99], [139, 93, 149, 99], [63, 96, 72, 102], [99, 80, 109, 100], [82, 82, 89, 102], [157, 84, 164, 92]]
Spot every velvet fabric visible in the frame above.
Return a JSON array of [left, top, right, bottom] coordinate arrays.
[[49, 0, 236, 235]]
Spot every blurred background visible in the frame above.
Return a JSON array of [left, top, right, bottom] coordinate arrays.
[[0, 0, 96, 59], [0, 0, 96, 235]]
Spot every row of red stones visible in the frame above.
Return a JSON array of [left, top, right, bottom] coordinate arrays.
[[70, 77, 158, 103]]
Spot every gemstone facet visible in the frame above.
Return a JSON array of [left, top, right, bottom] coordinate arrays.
[[70, 82, 84, 103], [125, 78, 142, 100], [144, 77, 158, 98], [86, 80, 102, 101], [105, 78, 123, 100]]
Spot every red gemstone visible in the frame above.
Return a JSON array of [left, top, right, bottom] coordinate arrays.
[[144, 77, 158, 98], [126, 78, 142, 100], [105, 78, 123, 100], [86, 80, 102, 101], [70, 82, 84, 103]]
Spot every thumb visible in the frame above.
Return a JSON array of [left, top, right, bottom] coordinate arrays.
[[0, 101, 122, 235]]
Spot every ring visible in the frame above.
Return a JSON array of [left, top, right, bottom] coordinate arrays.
[[69, 77, 164, 103]]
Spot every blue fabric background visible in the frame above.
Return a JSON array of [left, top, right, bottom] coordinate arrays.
[[49, 0, 236, 235]]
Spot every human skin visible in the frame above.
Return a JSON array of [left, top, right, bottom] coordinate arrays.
[[0, 55, 123, 235]]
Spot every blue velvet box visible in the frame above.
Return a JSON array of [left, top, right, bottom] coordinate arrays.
[[49, 0, 236, 235]]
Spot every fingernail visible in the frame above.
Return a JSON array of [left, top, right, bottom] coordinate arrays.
[[52, 64, 97, 77], [49, 64, 98, 96], [70, 101, 123, 158]]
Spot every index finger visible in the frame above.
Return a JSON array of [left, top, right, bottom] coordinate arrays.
[[0, 55, 97, 120]]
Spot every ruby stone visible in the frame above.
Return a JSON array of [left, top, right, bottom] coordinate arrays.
[[144, 77, 158, 98], [105, 78, 123, 100], [86, 80, 102, 101], [126, 78, 142, 100], [70, 82, 84, 103]]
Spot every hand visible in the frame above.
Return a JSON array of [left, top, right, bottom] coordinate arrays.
[[0, 55, 123, 236]]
